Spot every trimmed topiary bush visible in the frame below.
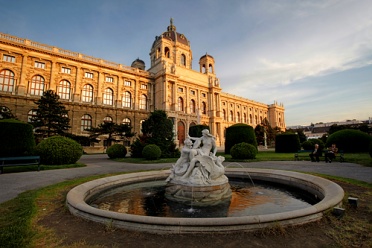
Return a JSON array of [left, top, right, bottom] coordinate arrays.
[[302, 139, 325, 151], [325, 129, 372, 153], [189, 125, 209, 138], [0, 119, 36, 157], [107, 144, 127, 159], [142, 144, 162, 160], [230, 142, 257, 159], [35, 136, 83, 165], [225, 124, 257, 154], [275, 133, 301, 153]]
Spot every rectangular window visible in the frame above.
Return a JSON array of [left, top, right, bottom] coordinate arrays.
[[106, 76, 113, 83], [202, 93, 206, 98], [34, 61, 45, 69], [62, 67, 71, 74], [141, 84, 148, 89], [84, 72, 93, 78], [190, 90, 195, 95], [3, 55, 15, 63], [124, 80, 131, 86], [178, 87, 184, 93]]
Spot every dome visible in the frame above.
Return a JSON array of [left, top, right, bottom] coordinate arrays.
[[152, 18, 189, 48], [131, 58, 145, 70], [200, 53, 214, 60]]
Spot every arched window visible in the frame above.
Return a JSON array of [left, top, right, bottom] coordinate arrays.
[[255, 115, 258, 125], [229, 111, 233, 122], [181, 54, 186, 66], [222, 109, 226, 121], [189, 99, 195, 114], [103, 116, 113, 123], [82, 84, 93, 102], [140, 94, 147, 110], [122, 118, 131, 126], [57, 80, 71, 100], [237, 112, 241, 122], [209, 64, 213, 73], [27, 109, 37, 123], [260, 116, 263, 124], [122, 91, 131, 108], [178, 97, 184, 112], [243, 113, 247, 123], [0, 69, 15, 92], [81, 114, 92, 131], [202, 102, 207, 115], [30, 75, 45, 96], [103, 88, 113, 105], [249, 114, 253, 124], [139, 119, 145, 134], [164, 47, 170, 58]]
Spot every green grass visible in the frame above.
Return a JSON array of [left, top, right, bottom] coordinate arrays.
[[0, 163, 86, 174]]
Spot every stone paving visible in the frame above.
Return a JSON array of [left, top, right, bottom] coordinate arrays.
[[0, 154, 371, 204]]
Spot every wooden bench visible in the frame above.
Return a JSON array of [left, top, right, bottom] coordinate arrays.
[[0, 156, 41, 174], [294, 150, 345, 162]]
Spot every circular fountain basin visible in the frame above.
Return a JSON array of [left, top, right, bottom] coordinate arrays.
[[66, 168, 344, 234]]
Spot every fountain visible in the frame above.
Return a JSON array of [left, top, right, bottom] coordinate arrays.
[[66, 130, 344, 234]]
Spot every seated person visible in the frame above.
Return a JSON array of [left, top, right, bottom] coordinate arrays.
[[309, 144, 321, 162], [325, 143, 338, 163]]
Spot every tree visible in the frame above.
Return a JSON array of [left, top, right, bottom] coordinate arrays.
[[30, 90, 70, 138], [0, 106, 17, 120], [86, 121, 134, 147]]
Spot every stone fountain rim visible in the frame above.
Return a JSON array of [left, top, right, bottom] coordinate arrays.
[[66, 168, 344, 233]]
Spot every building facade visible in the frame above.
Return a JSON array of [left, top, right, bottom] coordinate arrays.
[[0, 20, 285, 148]]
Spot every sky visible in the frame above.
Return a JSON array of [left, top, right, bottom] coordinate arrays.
[[1, 0, 371, 126]]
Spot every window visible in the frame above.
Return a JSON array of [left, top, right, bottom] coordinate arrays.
[[0, 69, 15, 92], [84, 72, 93, 78], [178, 97, 184, 112], [103, 88, 114, 105], [106, 76, 113, 83], [202, 102, 207, 115], [181, 54, 186, 66], [81, 114, 92, 131], [164, 47, 170, 58], [57, 80, 71, 100], [139, 94, 147, 110], [34, 61, 45, 69], [82, 84, 93, 102], [178, 87, 183, 93], [124, 80, 131, 86], [3, 55, 15, 63], [249, 114, 253, 124], [27, 110, 38, 123], [243, 113, 247, 123], [30, 75, 45, 96], [103, 116, 113, 123], [237, 112, 241, 122], [190, 90, 195, 95], [122, 118, 131, 126], [141, 84, 148, 89], [190, 99, 195, 113], [222, 109, 226, 121], [229, 111, 233, 122], [122, 91, 131, 108], [61, 67, 71, 74], [202, 93, 206, 98]]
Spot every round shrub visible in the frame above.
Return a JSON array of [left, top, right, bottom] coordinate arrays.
[[275, 133, 301, 153], [326, 129, 372, 153], [35, 136, 83, 165], [0, 119, 36, 157], [106, 144, 127, 159], [230, 142, 257, 159], [142, 144, 161, 160], [225, 124, 257, 154], [302, 139, 325, 151]]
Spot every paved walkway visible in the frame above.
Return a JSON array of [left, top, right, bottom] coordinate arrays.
[[1, 154, 371, 204]]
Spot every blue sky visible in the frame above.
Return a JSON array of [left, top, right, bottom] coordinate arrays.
[[1, 0, 371, 126]]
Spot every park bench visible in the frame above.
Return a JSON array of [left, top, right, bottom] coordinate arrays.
[[294, 150, 345, 162], [0, 156, 41, 174]]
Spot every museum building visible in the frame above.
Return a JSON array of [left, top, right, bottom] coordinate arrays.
[[0, 20, 285, 148]]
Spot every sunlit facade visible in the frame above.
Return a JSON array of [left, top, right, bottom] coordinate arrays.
[[0, 20, 285, 148]]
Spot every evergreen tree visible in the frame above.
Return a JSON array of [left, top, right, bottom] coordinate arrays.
[[0, 106, 17, 120], [86, 121, 134, 146], [30, 90, 70, 138]]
